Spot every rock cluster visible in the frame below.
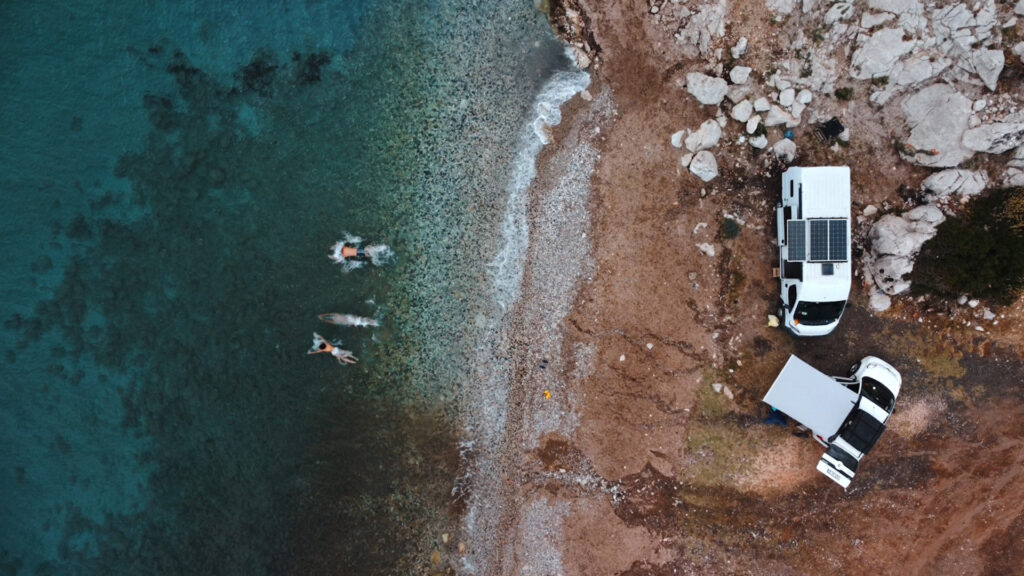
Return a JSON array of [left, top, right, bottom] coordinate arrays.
[[864, 204, 946, 296]]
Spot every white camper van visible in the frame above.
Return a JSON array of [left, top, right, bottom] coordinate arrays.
[[776, 166, 852, 336], [763, 355, 902, 489]]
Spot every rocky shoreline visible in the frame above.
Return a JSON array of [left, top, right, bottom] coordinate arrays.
[[476, 0, 1024, 574]]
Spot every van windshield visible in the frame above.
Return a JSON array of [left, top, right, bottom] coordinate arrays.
[[794, 300, 846, 325]]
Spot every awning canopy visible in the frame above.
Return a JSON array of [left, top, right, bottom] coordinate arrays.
[[763, 355, 857, 439]]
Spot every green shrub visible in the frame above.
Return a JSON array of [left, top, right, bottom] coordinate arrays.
[[721, 217, 741, 239], [911, 188, 1024, 304], [834, 87, 854, 100]]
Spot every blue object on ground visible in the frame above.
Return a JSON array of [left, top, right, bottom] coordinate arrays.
[[764, 408, 788, 426], [783, 129, 795, 139]]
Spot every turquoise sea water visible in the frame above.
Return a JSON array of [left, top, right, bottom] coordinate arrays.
[[0, 2, 568, 574]]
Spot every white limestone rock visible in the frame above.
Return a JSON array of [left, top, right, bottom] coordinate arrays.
[[962, 115, 1024, 154], [1004, 167, 1024, 187], [766, 0, 797, 15], [753, 97, 771, 112], [867, 205, 946, 295], [1014, 42, 1024, 62], [687, 72, 729, 105], [685, 119, 723, 152], [727, 83, 753, 104], [921, 169, 988, 200], [895, 56, 949, 86], [779, 88, 796, 107], [729, 66, 752, 84], [689, 150, 719, 182], [796, 89, 813, 105], [850, 28, 915, 80], [680, 152, 694, 167], [1016, 0, 1024, 16], [750, 134, 769, 148], [746, 114, 762, 134], [731, 100, 753, 122], [901, 84, 974, 167], [973, 49, 1004, 92], [869, 292, 893, 312], [773, 138, 797, 163], [731, 37, 748, 59], [825, 2, 854, 25], [861, 12, 894, 28], [671, 130, 686, 148], [675, 1, 728, 58], [765, 105, 798, 127]]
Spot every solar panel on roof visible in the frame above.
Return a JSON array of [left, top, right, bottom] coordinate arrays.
[[809, 220, 829, 261], [788, 220, 806, 261], [829, 219, 848, 261]]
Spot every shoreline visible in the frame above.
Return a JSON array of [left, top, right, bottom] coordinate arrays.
[[487, 1, 1024, 574]]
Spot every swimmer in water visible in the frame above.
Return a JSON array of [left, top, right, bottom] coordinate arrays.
[[307, 332, 358, 365], [318, 313, 379, 328], [328, 234, 394, 271]]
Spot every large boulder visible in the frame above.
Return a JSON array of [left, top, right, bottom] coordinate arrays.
[[731, 100, 753, 122], [921, 169, 988, 200], [901, 84, 974, 167], [851, 28, 916, 80], [686, 72, 729, 105], [685, 119, 723, 152], [866, 205, 946, 295], [676, 1, 728, 58], [689, 150, 719, 181], [962, 114, 1024, 154]]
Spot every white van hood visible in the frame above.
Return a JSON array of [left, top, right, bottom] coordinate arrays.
[[798, 263, 852, 302]]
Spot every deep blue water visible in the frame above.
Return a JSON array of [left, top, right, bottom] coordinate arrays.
[[0, 1, 566, 574]]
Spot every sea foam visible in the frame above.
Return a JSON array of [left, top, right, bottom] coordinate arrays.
[[488, 55, 590, 313]]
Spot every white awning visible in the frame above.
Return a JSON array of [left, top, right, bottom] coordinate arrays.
[[763, 355, 857, 439]]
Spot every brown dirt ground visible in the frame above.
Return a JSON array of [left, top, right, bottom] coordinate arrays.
[[509, 1, 1024, 575]]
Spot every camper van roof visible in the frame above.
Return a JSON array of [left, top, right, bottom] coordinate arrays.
[[796, 167, 850, 219], [763, 355, 858, 438]]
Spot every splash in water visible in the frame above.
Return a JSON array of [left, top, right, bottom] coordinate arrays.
[[318, 312, 379, 328], [328, 232, 394, 272]]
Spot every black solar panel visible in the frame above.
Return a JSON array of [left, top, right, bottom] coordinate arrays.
[[809, 220, 829, 261], [829, 219, 848, 261], [788, 220, 805, 261]]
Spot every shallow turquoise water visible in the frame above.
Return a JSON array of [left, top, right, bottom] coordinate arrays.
[[0, 1, 566, 574]]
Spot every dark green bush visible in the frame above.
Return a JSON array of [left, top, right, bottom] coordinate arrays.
[[834, 87, 853, 101], [721, 217, 741, 239], [911, 188, 1024, 304]]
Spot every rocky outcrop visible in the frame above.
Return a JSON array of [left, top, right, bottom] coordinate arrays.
[[866, 205, 946, 295], [689, 150, 719, 181], [673, 0, 727, 58], [901, 84, 974, 167], [851, 28, 915, 79], [962, 113, 1024, 154], [685, 119, 722, 152], [686, 72, 728, 105], [921, 169, 988, 201]]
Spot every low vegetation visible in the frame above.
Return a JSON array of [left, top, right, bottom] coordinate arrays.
[[912, 188, 1024, 304]]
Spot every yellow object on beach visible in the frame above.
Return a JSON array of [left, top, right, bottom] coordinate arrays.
[[543, 390, 551, 399]]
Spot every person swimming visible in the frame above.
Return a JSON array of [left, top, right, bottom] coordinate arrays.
[[318, 313, 379, 328], [307, 332, 358, 365], [328, 233, 394, 272]]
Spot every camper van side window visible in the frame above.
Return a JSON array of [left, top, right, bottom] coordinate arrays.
[[789, 180, 794, 198]]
